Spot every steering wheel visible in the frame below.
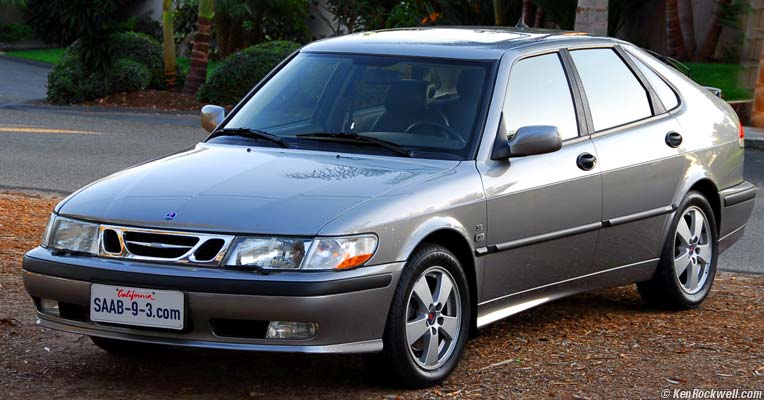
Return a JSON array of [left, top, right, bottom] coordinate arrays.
[[404, 121, 467, 145]]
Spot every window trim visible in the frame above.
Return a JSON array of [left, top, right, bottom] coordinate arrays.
[[565, 45, 661, 135], [622, 47, 683, 114], [501, 50, 587, 142], [613, 45, 666, 115]]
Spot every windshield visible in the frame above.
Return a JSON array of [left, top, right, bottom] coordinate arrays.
[[214, 52, 493, 159]]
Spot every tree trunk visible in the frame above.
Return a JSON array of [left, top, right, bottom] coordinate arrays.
[[695, 0, 732, 61], [162, 0, 177, 87], [493, 0, 505, 26], [752, 42, 764, 127], [666, 0, 689, 60], [183, 0, 214, 96], [522, 0, 533, 26], [678, 0, 696, 56], [534, 7, 544, 28], [574, 0, 608, 36]]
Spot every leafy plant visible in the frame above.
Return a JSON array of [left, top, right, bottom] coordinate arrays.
[[0, 23, 33, 47], [47, 31, 172, 104], [196, 40, 299, 105], [215, 0, 308, 57], [109, 59, 152, 92]]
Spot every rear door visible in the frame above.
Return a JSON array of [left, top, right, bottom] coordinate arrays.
[[568, 47, 686, 271], [478, 51, 603, 302]]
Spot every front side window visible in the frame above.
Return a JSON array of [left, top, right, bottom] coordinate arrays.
[[570, 48, 652, 131], [503, 53, 579, 140], [219, 53, 493, 160]]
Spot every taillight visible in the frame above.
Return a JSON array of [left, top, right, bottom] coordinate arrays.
[[739, 124, 745, 148]]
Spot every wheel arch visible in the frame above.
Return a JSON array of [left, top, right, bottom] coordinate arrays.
[[686, 178, 721, 233], [399, 219, 480, 337]]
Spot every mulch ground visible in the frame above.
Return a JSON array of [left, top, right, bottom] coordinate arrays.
[[78, 89, 207, 112], [1, 192, 762, 399]]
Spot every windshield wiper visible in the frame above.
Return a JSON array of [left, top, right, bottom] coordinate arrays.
[[297, 132, 413, 158], [211, 127, 290, 148]]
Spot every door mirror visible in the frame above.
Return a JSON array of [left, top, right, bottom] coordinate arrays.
[[491, 122, 563, 160], [201, 105, 226, 133]]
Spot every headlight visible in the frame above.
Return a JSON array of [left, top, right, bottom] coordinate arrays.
[[42, 214, 99, 255], [225, 237, 311, 270], [224, 234, 377, 271]]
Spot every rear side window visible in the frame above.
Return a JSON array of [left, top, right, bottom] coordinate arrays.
[[570, 48, 652, 131], [504, 53, 579, 140], [627, 53, 680, 111]]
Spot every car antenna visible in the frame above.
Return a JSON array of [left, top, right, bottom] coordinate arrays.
[[515, 8, 529, 28]]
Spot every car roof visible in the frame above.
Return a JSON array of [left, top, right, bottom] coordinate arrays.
[[301, 27, 621, 61]]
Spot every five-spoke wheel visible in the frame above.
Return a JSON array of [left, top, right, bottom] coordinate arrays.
[[638, 191, 718, 309], [405, 266, 462, 370], [377, 244, 470, 388]]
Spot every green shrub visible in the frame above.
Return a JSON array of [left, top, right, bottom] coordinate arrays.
[[110, 59, 152, 93], [111, 31, 165, 88], [47, 32, 176, 105], [0, 23, 33, 47], [197, 40, 300, 105]]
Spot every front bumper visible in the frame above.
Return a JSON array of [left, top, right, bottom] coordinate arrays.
[[22, 247, 404, 353]]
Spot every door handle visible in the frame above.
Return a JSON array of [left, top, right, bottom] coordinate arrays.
[[576, 152, 597, 171], [665, 131, 683, 148]]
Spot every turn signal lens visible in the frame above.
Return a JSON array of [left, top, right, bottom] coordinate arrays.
[[302, 235, 377, 270]]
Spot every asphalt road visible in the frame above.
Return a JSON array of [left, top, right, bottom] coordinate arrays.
[[0, 105, 761, 273], [0, 57, 49, 107], [0, 107, 206, 193]]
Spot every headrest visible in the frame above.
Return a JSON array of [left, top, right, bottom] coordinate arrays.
[[457, 69, 484, 99], [385, 80, 429, 114]]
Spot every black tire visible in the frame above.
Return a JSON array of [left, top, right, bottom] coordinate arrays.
[[90, 336, 165, 356], [637, 191, 719, 309], [375, 243, 471, 388]]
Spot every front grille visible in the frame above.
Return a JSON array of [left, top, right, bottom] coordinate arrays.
[[98, 225, 235, 266], [123, 231, 200, 258]]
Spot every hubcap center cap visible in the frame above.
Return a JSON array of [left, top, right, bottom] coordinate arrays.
[[427, 311, 437, 325]]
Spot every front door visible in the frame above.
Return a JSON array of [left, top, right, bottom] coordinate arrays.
[[478, 52, 603, 303]]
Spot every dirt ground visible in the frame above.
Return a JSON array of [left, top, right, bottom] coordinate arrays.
[[1, 192, 762, 399], [78, 89, 206, 112]]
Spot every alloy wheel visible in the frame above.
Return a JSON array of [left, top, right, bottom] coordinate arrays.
[[673, 206, 713, 294], [404, 266, 462, 370]]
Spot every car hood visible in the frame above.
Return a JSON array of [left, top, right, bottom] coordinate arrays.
[[57, 143, 458, 235]]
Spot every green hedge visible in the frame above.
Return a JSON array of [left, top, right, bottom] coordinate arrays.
[[197, 40, 300, 106], [47, 31, 179, 105]]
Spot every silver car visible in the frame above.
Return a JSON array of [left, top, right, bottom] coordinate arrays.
[[23, 28, 756, 387]]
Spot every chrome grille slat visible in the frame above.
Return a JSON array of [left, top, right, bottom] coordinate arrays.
[[123, 241, 195, 250], [98, 225, 235, 267]]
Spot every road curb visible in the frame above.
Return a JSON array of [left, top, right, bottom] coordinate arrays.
[[0, 55, 54, 69], [746, 139, 764, 150], [3, 102, 198, 116]]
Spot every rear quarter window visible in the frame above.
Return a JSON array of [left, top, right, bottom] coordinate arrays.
[[626, 53, 680, 111]]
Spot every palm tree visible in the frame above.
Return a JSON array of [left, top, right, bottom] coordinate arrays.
[[752, 42, 764, 127], [183, 0, 214, 96], [574, 0, 608, 36], [493, 0, 505, 26], [695, 0, 732, 61], [665, 0, 688, 60], [162, 0, 178, 87]]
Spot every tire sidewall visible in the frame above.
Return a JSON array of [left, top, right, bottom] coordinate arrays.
[[663, 192, 719, 306], [385, 245, 471, 386]]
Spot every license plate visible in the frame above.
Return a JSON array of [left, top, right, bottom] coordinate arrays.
[[90, 284, 184, 330]]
